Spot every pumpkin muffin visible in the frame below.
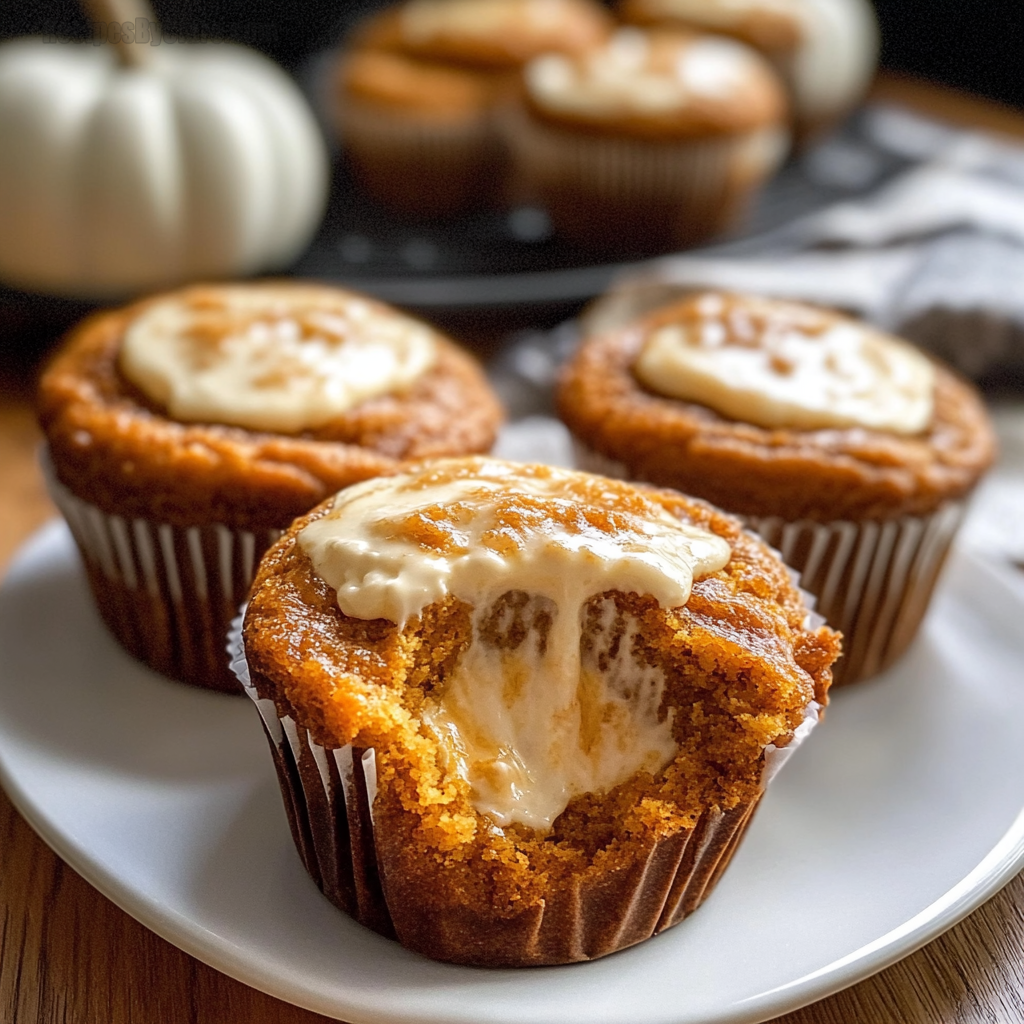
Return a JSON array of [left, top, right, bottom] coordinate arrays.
[[618, 0, 878, 140], [506, 27, 789, 251], [38, 282, 503, 692], [235, 456, 838, 965], [334, 0, 612, 216], [558, 292, 996, 684], [334, 46, 505, 217]]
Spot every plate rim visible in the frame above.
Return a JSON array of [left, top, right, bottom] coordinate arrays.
[[2, 519, 1024, 1024]]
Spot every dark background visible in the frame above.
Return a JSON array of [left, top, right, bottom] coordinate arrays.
[[1, 0, 1023, 109]]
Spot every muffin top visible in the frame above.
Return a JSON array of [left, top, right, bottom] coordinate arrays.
[[338, 48, 498, 120], [38, 282, 502, 529], [245, 455, 838, 855], [557, 292, 996, 520], [619, 0, 806, 55], [358, 0, 613, 70], [522, 27, 786, 137]]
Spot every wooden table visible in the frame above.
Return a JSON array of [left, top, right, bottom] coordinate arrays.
[[3, 73, 1024, 1024]]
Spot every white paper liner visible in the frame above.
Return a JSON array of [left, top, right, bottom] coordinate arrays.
[[571, 436, 965, 685], [229, 593, 821, 962], [229, 610, 392, 934], [747, 503, 967, 685], [42, 449, 279, 692], [505, 102, 788, 247]]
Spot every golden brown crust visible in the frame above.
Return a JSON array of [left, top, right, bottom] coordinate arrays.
[[521, 30, 787, 140], [38, 286, 503, 530], [619, 0, 805, 55], [557, 301, 996, 521]]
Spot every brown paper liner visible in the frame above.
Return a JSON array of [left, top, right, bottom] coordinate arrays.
[[505, 104, 787, 249], [336, 97, 503, 217], [43, 452, 277, 693], [230, 619, 820, 966], [572, 439, 966, 686]]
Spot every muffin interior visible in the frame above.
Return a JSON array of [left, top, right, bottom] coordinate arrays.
[[401, 586, 812, 860]]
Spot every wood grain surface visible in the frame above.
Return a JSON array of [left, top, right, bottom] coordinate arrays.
[[2, 73, 1024, 1024]]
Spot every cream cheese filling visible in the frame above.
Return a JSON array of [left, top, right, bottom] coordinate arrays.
[[299, 457, 731, 831], [119, 285, 437, 434], [633, 293, 935, 434], [525, 29, 760, 117]]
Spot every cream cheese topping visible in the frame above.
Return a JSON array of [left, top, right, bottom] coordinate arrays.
[[401, 0, 572, 43], [525, 28, 760, 116], [299, 457, 731, 831], [633, 293, 935, 434], [119, 285, 437, 434]]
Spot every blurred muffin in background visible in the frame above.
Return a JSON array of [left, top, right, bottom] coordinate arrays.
[[38, 282, 503, 692], [333, 0, 613, 217], [506, 27, 789, 251], [618, 0, 878, 140]]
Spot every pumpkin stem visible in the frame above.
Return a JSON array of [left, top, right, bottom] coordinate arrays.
[[80, 0, 159, 69]]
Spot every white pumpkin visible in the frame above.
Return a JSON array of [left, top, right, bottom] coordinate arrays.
[[0, 38, 329, 298]]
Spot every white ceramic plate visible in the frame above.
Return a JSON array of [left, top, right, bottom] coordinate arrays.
[[2, 521, 1024, 1024]]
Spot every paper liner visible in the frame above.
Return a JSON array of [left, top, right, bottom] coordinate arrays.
[[505, 104, 788, 249], [43, 452, 278, 693], [749, 504, 966, 686], [336, 97, 503, 217], [230, 614, 820, 966], [572, 437, 966, 686]]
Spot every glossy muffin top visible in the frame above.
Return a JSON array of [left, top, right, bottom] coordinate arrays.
[[38, 283, 503, 529], [557, 292, 996, 520], [521, 27, 786, 138]]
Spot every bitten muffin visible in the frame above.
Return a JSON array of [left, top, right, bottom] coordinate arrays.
[[236, 456, 839, 966], [618, 0, 878, 140], [38, 282, 503, 692], [558, 291, 997, 684], [333, 0, 612, 216], [506, 27, 789, 251]]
